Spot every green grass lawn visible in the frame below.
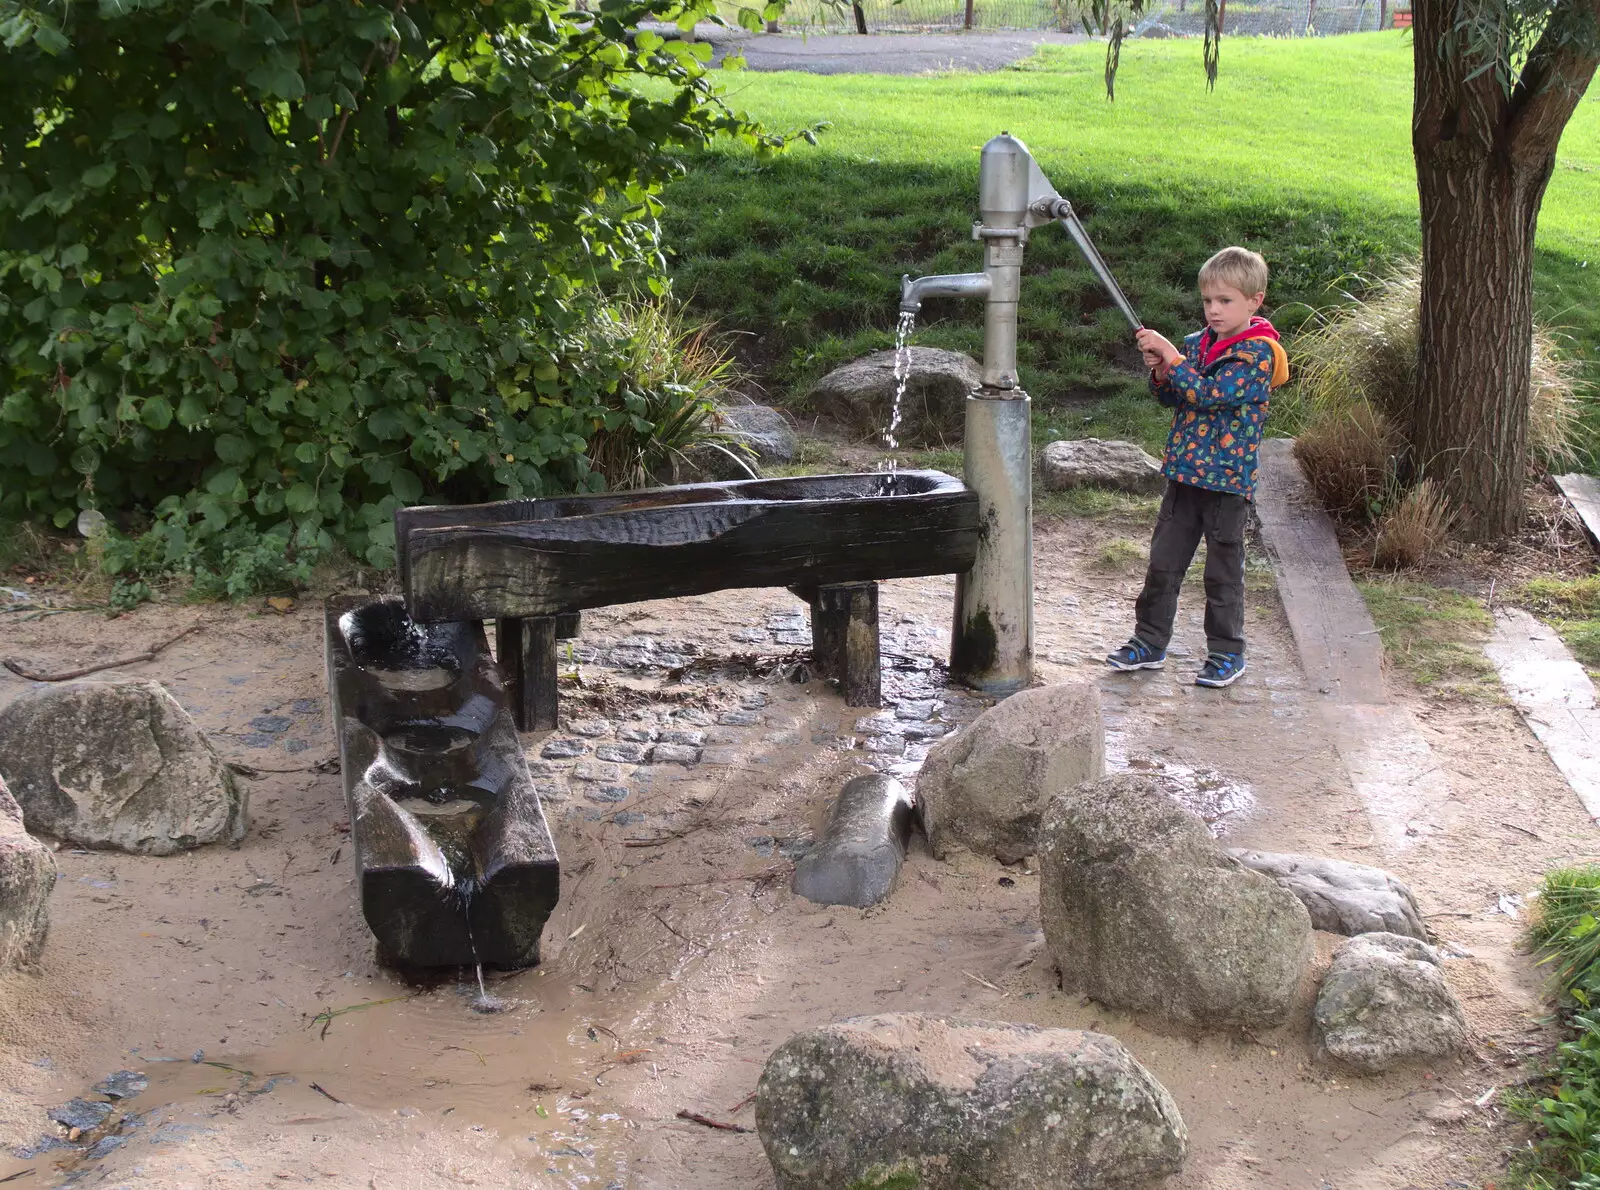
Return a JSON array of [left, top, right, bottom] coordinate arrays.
[[663, 33, 1600, 455]]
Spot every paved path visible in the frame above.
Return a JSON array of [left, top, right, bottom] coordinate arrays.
[[1485, 607, 1600, 822], [644, 23, 1088, 73], [1254, 440, 1455, 856]]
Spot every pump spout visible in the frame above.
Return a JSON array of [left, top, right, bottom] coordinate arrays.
[[899, 271, 992, 315]]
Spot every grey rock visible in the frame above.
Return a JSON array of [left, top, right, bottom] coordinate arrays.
[[48, 1098, 113, 1131], [716, 710, 761, 727], [650, 743, 700, 766], [919, 682, 1104, 864], [863, 735, 905, 755], [1039, 438, 1165, 495], [673, 708, 715, 726], [540, 738, 588, 760], [585, 786, 630, 804], [594, 742, 646, 764], [807, 348, 981, 445], [1230, 849, 1429, 940], [566, 719, 612, 738], [902, 721, 953, 741], [894, 700, 937, 721], [1039, 773, 1312, 1029], [854, 714, 899, 736], [1314, 932, 1468, 1073], [658, 729, 705, 747], [0, 680, 246, 856], [93, 1070, 148, 1100], [715, 404, 798, 462], [618, 727, 657, 744], [0, 775, 54, 971], [756, 1013, 1187, 1190], [572, 761, 623, 783], [792, 775, 915, 908]]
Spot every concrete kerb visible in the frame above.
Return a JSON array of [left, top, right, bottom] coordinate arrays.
[[1484, 606, 1600, 823], [1253, 440, 1454, 855]]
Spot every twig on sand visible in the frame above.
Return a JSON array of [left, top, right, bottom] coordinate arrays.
[[962, 970, 1007, 996], [726, 1089, 760, 1115], [651, 867, 787, 890], [1500, 820, 1544, 840], [676, 1109, 752, 1133], [308, 994, 413, 1039], [652, 911, 709, 952], [310, 1082, 342, 1104], [227, 755, 340, 778], [0, 1168, 36, 1183], [4, 624, 201, 681]]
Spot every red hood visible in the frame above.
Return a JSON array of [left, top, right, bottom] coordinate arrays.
[[1201, 316, 1279, 369]]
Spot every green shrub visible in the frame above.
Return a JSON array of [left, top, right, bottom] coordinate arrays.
[[0, 0, 794, 573], [1510, 866, 1600, 1187], [584, 299, 739, 489], [1281, 258, 1587, 517]]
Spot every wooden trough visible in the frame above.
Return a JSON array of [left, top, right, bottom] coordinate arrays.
[[396, 470, 980, 729], [324, 595, 560, 969]]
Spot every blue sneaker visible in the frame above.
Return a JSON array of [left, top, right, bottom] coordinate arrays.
[[1106, 638, 1166, 671], [1195, 652, 1247, 688]]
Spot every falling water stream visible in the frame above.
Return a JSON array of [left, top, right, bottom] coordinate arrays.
[[882, 310, 917, 474]]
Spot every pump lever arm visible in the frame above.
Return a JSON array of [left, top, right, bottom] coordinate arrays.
[[1033, 198, 1143, 332]]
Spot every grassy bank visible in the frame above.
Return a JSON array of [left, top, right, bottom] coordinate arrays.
[[664, 34, 1600, 454], [1514, 866, 1600, 1187]]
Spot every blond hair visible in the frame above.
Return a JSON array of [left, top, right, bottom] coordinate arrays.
[[1199, 246, 1269, 297]]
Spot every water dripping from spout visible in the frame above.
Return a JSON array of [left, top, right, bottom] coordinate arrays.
[[882, 310, 916, 475], [455, 882, 509, 1014]]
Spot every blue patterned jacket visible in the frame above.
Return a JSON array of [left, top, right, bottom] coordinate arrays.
[[1151, 320, 1286, 499]]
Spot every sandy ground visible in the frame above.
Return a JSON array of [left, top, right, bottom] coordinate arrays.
[[1, 517, 1596, 1188]]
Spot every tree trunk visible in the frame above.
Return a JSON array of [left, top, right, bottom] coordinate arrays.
[[1409, 0, 1597, 538], [1411, 130, 1549, 538]]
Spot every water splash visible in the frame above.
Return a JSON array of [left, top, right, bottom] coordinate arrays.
[[882, 310, 917, 474]]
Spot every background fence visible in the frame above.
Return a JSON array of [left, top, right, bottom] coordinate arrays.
[[767, 0, 1403, 35]]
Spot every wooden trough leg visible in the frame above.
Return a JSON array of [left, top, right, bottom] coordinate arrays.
[[808, 582, 881, 709], [495, 616, 559, 732]]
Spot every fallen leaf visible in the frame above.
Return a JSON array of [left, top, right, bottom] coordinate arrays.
[[266, 596, 295, 613]]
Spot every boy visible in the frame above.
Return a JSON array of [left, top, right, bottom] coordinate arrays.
[[1105, 246, 1289, 688]]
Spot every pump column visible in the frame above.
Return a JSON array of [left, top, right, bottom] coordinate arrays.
[[950, 132, 1035, 697]]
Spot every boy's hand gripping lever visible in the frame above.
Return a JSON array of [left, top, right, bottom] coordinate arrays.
[[1031, 197, 1143, 332]]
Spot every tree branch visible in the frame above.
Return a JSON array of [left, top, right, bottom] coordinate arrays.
[[1505, 0, 1600, 164]]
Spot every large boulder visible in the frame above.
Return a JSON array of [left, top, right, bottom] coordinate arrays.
[[918, 682, 1102, 864], [806, 348, 980, 445], [1229, 849, 1429, 940], [677, 404, 799, 482], [1039, 773, 1313, 1029], [714, 403, 797, 462], [755, 1013, 1187, 1190], [1039, 438, 1165, 494], [0, 775, 53, 971], [0, 680, 246, 855], [1314, 932, 1468, 1073]]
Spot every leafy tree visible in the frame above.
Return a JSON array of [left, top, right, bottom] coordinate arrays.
[[0, 0, 792, 571], [1076, 0, 1599, 536]]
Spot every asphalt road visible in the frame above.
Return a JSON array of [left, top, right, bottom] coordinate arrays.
[[643, 24, 1089, 73]]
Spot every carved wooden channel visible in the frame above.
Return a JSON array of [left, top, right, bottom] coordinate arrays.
[[325, 595, 559, 968], [396, 471, 980, 728]]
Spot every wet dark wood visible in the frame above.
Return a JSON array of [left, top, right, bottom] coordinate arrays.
[[801, 582, 881, 708], [325, 596, 560, 968], [496, 617, 560, 732], [397, 471, 978, 622]]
